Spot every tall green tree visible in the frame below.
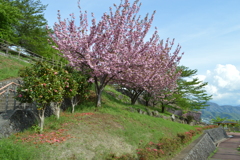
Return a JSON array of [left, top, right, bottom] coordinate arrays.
[[175, 66, 212, 111], [3, 0, 56, 57], [20, 0, 46, 52], [143, 66, 212, 113], [0, 0, 22, 42]]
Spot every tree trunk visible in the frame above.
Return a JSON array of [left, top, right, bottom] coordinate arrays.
[[72, 105, 75, 113], [145, 100, 149, 106], [55, 107, 60, 119], [131, 96, 138, 105], [94, 77, 107, 107], [71, 97, 76, 113], [50, 102, 61, 119], [161, 105, 165, 113], [38, 106, 46, 132], [96, 89, 103, 107], [131, 90, 143, 105], [94, 75, 108, 108]]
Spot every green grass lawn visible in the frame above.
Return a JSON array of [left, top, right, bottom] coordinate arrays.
[[0, 54, 30, 81], [0, 86, 202, 160]]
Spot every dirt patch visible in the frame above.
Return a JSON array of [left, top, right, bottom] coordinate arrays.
[[40, 113, 135, 160], [83, 113, 125, 130]]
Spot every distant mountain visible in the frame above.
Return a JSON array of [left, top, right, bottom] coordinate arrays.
[[200, 102, 240, 120]]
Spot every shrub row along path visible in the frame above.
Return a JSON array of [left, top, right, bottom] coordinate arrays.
[[210, 132, 240, 160]]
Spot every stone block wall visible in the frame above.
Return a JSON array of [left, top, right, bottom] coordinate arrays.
[[183, 133, 216, 160], [204, 127, 228, 143], [173, 127, 227, 160], [0, 110, 37, 138]]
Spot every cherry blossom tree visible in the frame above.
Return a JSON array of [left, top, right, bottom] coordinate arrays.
[[50, 0, 183, 107], [116, 39, 182, 105]]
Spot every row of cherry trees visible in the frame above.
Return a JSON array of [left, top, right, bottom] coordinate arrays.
[[49, 0, 184, 108]]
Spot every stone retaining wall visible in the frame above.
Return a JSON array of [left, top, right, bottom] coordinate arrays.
[[204, 127, 228, 144], [183, 133, 216, 160], [173, 127, 228, 160], [0, 110, 37, 138]]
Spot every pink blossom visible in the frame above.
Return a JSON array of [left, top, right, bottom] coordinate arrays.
[[18, 94, 22, 97], [49, 0, 183, 107]]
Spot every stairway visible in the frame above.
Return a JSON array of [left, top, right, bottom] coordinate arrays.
[[0, 78, 23, 113]]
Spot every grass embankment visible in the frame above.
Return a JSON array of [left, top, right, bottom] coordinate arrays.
[[0, 85, 204, 160], [0, 55, 208, 159], [0, 54, 30, 81]]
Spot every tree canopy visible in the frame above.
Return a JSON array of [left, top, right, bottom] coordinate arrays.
[[1, 0, 61, 58], [12, 0, 50, 55], [0, 0, 22, 42], [175, 66, 212, 111], [141, 66, 212, 113], [50, 0, 183, 107]]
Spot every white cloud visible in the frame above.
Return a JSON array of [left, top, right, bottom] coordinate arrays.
[[194, 75, 206, 82], [212, 64, 240, 91], [205, 84, 218, 95], [206, 70, 211, 75], [203, 64, 240, 105]]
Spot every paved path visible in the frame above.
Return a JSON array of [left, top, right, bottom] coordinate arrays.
[[210, 132, 240, 160]]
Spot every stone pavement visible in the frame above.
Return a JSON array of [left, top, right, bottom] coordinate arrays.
[[210, 132, 240, 160]]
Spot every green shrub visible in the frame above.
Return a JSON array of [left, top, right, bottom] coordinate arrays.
[[186, 115, 194, 124], [136, 137, 182, 159], [203, 125, 218, 130], [63, 66, 92, 109], [125, 127, 207, 160], [177, 133, 190, 144], [195, 127, 203, 134]]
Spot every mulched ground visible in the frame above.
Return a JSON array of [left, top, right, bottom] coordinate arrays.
[[210, 132, 240, 160]]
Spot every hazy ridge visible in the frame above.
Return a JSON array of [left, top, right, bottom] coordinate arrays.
[[201, 102, 240, 120]]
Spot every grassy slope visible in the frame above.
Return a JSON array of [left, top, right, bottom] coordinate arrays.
[[0, 86, 198, 160], [0, 55, 200, 159], [0, 54, 30, 81]]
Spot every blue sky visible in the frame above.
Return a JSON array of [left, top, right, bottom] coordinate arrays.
[[41, 0, 240, 106]]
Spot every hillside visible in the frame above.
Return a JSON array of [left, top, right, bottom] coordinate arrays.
[[0, 53, 30, 81], [0, 85, 201, 160], [0, 55, 204, 159], [201, 102, 240, 120]]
